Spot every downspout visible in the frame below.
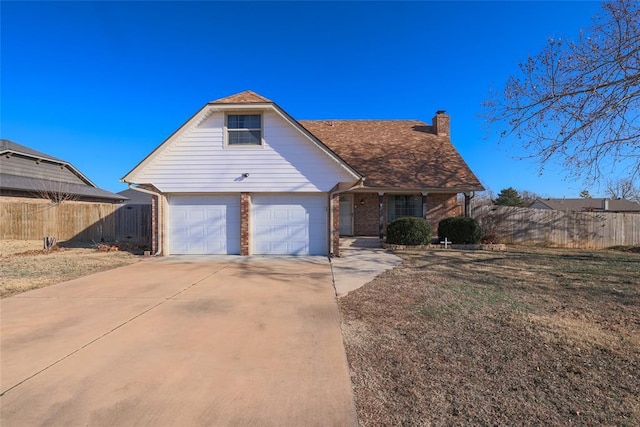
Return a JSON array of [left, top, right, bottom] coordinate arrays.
[[127, 183, 163, 256], [329, 178, 366, 256]]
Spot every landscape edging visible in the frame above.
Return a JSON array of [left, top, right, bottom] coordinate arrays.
[[382, 243, 507, 251]]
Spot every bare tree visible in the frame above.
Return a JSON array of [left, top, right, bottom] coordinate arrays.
[[33, 180, 80, 205], [31, 180, 79, 250], [606, 178, 640, 202], [483, 0, 640, 185], [520, 190, 542, 207], [470, 189, 496, 211]]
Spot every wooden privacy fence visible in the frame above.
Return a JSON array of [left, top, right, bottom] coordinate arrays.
[[1, 201, 151, 244], [115, 204, 152, 244], [473, 205, 640, 248]]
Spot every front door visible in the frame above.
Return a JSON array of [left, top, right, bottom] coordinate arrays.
[[339, 195, 353, 235]]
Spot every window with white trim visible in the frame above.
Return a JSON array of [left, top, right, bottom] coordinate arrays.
[[227, 114, 262, 145], [387, 195, 423, 222]]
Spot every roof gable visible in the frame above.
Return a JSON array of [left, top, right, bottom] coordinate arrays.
[[0, 155, 87, 185], [300, 120, 483, 191], [1, 139, 95, 186], [211, 90, 273, 104], [123, 93, 360, 186], [1, 139, 64, 163], [0, 140, 125, 202]]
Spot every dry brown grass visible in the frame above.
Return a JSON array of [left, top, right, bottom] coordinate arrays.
[[0, 240, 140, 298], [339, 247, 640, 426]]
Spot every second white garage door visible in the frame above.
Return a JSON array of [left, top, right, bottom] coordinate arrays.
[[169, 195, 240, 255], [252, 194, 328, 255]]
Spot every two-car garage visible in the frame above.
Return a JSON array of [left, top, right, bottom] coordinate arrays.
[[168, 194, 328, 255]]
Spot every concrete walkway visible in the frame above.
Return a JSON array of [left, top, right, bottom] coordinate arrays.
[[1, 260, 357, 426], [331, 237, 403, 297]]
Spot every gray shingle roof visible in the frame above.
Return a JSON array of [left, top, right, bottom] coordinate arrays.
[[1, 173, 126, 202], [0, 139, 64, 163], [0, 140, 125, 202], [117, 188, 152, 204]]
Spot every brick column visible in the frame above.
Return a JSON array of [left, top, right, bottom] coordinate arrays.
[[378, 192, 384, 239], [332, 192, 340, 257], [240, 193, 250, 255], [422, 193, 428, 220], [151, 195, 158, 254]]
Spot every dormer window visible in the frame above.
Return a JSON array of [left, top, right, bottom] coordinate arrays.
[[227, 114, 262, 145]]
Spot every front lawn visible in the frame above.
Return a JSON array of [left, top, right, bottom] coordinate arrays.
[[0, 240, 140, 297], [339, 247, 639, 425]]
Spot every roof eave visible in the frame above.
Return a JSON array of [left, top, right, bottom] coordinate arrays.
[[2, 149, 97, 188], [349, 184, 485, 193]]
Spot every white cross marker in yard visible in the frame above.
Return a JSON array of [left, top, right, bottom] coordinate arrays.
[[440, 237, 451, 249]]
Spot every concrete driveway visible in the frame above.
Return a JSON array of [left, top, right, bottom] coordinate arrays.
[[0, 259, 357, 426]]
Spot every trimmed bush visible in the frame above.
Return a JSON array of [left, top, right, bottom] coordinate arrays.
[[386, 217, 432, 245], [438, 216, 482, 244]]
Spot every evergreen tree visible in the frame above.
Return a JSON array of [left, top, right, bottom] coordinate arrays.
[[494, 187, 526, 207]]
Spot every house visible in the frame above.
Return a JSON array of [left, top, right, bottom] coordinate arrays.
[[122, 90, 483, 256], [118, 188, 152, 205], [1, 140, 127, 243], [0, 139, 125, 203], [531, 198, 640, 213], [115, 189, 153, 246]]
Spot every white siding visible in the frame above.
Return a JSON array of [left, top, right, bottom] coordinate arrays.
[[130, 109, 354, 192]]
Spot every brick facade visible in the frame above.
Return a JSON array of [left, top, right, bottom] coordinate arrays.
[[151, 191, 454, 254], [426, 193, 458, 232], [151, 195, 158, 254], [141, 185, 162, 255], [240, 193, 250, 255], [353, 193, 384, 236], [349, 192, 459, 238], [331, 193, 340, 257]]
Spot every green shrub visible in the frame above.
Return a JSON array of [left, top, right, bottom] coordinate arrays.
[[437, 217, 482, 244], [386, 217, 432, 245]]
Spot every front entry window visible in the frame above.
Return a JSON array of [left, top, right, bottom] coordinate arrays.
[[387, 195, 422, 222]]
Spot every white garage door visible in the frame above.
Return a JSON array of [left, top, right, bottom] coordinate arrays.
[[169, 195, 240, 255], [252, 194, 328, 255]]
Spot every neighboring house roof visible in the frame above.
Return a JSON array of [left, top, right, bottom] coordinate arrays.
[[532, 198, 640, 212], [1, 139, 65, 162], [0, 139, 125, 202], [1, 173, 126, 201], [300, 120, 483, 191], [1, 139, 95, 186], [118, 188, 153, 204]]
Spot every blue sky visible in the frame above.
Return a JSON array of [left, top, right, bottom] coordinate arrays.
[[2, 1, 605, 196]]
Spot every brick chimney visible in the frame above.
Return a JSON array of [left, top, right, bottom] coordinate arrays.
[[433, 110, 450, 137]]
